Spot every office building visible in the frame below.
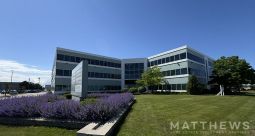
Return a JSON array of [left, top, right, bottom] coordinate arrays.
[[51, 45, 214, 94]]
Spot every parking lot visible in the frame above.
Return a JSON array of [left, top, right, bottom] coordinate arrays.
[[0, 91, 47, 99]]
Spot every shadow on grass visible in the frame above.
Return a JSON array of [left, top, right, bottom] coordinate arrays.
[[111, 102, 136, 136]]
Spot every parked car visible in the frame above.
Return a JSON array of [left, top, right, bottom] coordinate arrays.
[[1, 90, 8, 94], [9, 90, 18, 95]]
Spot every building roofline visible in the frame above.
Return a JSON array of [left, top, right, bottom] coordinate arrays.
[[122, 58, 147, 61], [148, 45, 188, 59], [148, 45, 215, 60], [186, 46, 215, 60], [56, 47, 121, 61]]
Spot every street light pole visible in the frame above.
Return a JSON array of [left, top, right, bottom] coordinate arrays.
[[6, 70, 13, 97], [11, 70, 13, 83]]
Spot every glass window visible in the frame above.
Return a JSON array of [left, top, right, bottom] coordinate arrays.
[[100, 61, 103, 66], [151, 61, 154, 66], [76, 57, 81, 63], [70, 56, 75, 62], [167, 71, 171, 76], [176, 69, 180, 75], [181, 68, 187, 74], [171, 70, 176, 76], [166, 57, 170, 63], [177, 84, 182, 90], [154, 60, 158, 65], [172, 84, 176, 90], [87, 59, 91, 64], [103, 61, 107, 66], [167, 85, 171, 90], [91, 60, 95, 65], [162, 71, 166, 76], [95, 60, 99, 65], [64, 70, 70, 76], [162, 58, 166, 64], [170, 56, 174, 62], [95, 72, 99, 77], [56, 69, 63, 76], [57, 54, 64, 60], [182, 84, 187, 90], [91, 72, 95, 77], [180, 53, 187, 59], [64, 55, 71, 61], [158, 59, 162, 64], [175, 54, 180, 61]]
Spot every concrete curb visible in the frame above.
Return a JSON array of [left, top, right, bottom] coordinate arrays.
[[77, 99, 136, 136], [0, 117, 88, 129]]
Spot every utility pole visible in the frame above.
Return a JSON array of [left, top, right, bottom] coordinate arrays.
[[11, 70, 13, 83], [38, 77, 40, 84], [6, 70, 13, 97]]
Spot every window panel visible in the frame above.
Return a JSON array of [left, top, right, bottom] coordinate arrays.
[[166, 57, 170, 63], [57, 54, 64, 60], [56, 69, 63, 76], [70, 56, 75, 62], [175, 54, 180, 61], [177, 84, 182, 90], [171, 70, 176, 76], [162, 58, 166, 64], [76, 57, 81, 63], [182, 84, 187, 90], [158, 59, 162, 64], [181, 68, 187, 74], [172, 84, 176, 90], [170, 56, 175, 62], [176, 69, 181, 75], [180, 53, 187, 59]]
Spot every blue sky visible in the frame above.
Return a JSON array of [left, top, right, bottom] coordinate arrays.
[[0, 0, 254, 84]]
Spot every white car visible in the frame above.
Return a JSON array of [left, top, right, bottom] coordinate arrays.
[[9, 90, 18, 95]]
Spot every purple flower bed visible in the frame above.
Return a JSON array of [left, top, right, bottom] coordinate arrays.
[[0, 93, 134, 122]]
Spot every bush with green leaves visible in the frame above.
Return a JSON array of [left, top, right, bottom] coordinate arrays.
[[128, 87, 138, 94], [187, 75, 204, 95]]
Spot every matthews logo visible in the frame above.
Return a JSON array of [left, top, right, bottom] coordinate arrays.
[[169, 121, 250, 131]]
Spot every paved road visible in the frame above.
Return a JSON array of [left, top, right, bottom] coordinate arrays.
[[0, 92, 48, 99]]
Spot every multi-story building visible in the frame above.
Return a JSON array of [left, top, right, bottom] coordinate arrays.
[[148, 46, 214, 92], [51, 47, 122, 94], [51, 45, 214, 94]]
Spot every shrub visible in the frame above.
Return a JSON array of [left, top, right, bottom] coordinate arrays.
[[0, 93, 61, 118], [187, 75, 204, 95], [63, 93, 72, 99], [128, 87, 138, 94], [0, 93, 134, 122]]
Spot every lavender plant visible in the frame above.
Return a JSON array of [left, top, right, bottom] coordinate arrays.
[[0, 93, 134, 122]]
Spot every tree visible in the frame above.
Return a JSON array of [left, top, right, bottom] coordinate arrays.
[[136, 67, 165, 92], [210, 56, 254, 93], [187, 75, 203, 95], [19, 81, 43, 90]]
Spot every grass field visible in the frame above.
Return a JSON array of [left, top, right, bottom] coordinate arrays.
[[0, 94, 254, 136], [0, 125, 76, 136], [117, 95, 255, 136]]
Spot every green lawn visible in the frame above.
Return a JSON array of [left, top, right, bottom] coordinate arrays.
[[117, 95, 255, 136], [0, 125, 76, 136], [0, 94, 254, 136]]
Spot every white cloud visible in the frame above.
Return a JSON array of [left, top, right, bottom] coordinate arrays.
[[0, 60, 51, 86]]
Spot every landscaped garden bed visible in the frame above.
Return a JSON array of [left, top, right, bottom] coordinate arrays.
[[0, 92, 134, 130]]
